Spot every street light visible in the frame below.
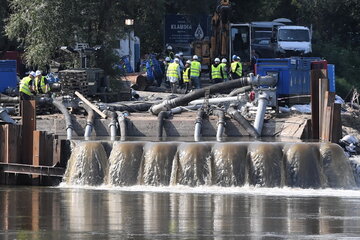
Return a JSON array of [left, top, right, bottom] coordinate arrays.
[[124, 19, 134, 65]]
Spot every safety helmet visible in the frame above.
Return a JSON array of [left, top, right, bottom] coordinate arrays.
[[232, 55, 237, 61], [193, 55, 198, 60], [35, 70, 42, 76], [165, 57, 171, 62], [175, 53, 180, 57], [167, 45, 173, 50], [186, 60, 191, 64], [174, 58, 180, 62], [214, 58, 220, 63], [236, 56, 241, 61], [221, 58, 227, 63], [29, 71, 36, 77], [179, 52, 184, 56]]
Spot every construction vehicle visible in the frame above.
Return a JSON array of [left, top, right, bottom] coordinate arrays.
[[195, 0, 312, 70]]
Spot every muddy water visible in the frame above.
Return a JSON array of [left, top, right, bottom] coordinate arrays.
[[64, 141, 357, 189], [1, 186, 360, 239]]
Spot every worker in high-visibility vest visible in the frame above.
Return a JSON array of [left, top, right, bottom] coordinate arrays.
[[34, 70, 50, 94], [183, 60, 191, 93], [19, 71, 36, 100], [190, 55, 201, 89], [211, 58, 222, 84], [166, 58, 181, 93], [220, 58, 229, 82], [230, 55, 242, 80]]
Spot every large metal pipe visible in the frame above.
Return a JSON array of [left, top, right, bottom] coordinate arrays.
[[105, 102, 154, 113], [150, 74, 276, 115], [254, 92, 269, 136], [157, 111, 172, 138], [103, 110, 118, 141], [213, 109, 225, 142], [0, 107, 17, 124], [194, 108, 205, 142], [81, 102, 95, 140], [227, 106, 259, 138], [116, 111, 127, 141], [189, 96, 248, 105], [52, 99, 73, 140]]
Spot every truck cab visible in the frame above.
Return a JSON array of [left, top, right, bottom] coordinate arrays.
[[272, 25, 312, 57]]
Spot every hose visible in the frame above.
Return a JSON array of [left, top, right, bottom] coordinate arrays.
[[0, 94, 19, 103], [194, 108, 205, 142], [103, 110, 118, 141], [157, 111, 172, 138], [227, 106, 259, 138], [52, 99, 73, 140], [81, 102, 95, 140], [228, 86, 252, 97], [116, 111, 127, 141], [107, 102, 154, 112], [213, 109, 225, 142], [0, 107, 17, 124], [150, 74, 276, 115]]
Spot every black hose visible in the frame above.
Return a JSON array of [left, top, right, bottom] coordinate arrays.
[[227, 106, 259, 138], [0, 94, 19, 103], [109, 102, 154, 112], [150, 77, 250, 115], [157, 111, 172, 138]]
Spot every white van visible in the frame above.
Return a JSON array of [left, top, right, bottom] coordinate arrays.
[[272, 25, 312, 57]]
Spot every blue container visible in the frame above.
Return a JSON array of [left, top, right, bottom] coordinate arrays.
[[327, 64, 336, 93], [0, 60, 17, 93], [255, 57, 321, 96]]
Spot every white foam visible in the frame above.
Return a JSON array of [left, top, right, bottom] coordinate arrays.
[[57, 183, 360, 198]]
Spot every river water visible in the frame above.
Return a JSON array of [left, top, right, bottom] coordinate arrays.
[[1, 185, 360, 239]]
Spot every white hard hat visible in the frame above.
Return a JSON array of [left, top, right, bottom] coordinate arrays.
[[35, 70, 42, 76], [175, 53, 180, 57], [167, 45, 173, 50], [186, 60, 191, 64], [214, 58, 220, 63], [193, 55, 198, 60], [165, 57, 171, 62], [179, 52, 184, 56], [29, 71, 36, 77], [174, 58, 180, 62], [221, 58, 227, 63]]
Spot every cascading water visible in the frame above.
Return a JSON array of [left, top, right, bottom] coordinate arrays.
[[63, 141, 358, 189]]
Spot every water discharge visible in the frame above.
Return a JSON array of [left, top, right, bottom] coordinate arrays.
[[63, 141, 357, 189]]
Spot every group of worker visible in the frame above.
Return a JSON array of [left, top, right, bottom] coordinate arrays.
[[19, 70, 50, 100], [164, 47, 243, 94]]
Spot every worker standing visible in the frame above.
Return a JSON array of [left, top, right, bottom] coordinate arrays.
[[220, 58, 229, 82], [163, 57, 171, 88], [190, 55, 201, 89], [230, 55, 242, 80], [211, 58, 222, 84], [166, 58, 181, 94], [183, 60, 191, 93], [19, 71, 36, 100], [34, 70, 50, 95], [165, 45, 175, 60]]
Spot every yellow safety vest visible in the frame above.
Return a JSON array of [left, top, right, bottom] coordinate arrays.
[[35, 76, 50, 94], [19, 76, 33, 96], [231, 61, 242, 77], [219, 63, 228, 79], [183, 68, 190, 83], [167, 62, 180, 79], [190, 61, 201, 77], [211, 64, 222, 79]]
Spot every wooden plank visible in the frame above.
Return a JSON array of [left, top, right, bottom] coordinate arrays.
[[330, 103, 342, 143], [318, 78, 328, 138], [21, 100, 36, 164], [75, 91, 107, 119]]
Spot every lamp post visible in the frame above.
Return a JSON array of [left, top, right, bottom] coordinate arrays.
[[125, 19, 134, 57]]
